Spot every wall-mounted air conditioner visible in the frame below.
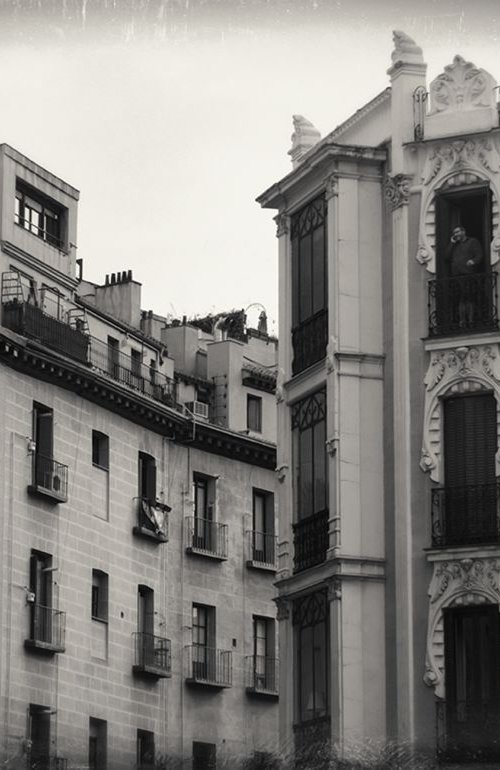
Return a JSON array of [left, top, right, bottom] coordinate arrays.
[[185, 401, 209, 420]]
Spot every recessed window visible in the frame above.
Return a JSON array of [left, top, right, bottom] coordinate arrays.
[[193, 741, 216, 770], [29, 705, 51, 769], [15, 181, 65, 250], [91, 570, 108, 622], [139, 452, 157, 503], [92, 431, 109, 470], [137, 729, 155, 768], [247, 394, 262, 433], [89, 717, 107, 770]]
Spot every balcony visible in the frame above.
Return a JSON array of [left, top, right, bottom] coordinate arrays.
[[185, 645, 232, 689], [293, 510, 329, 573], [431, 482, 500, 548], [245, 655, 279, 698], [185, 517, 228, 560], [2, 299, 90, 363], [246, 530, 277, 571], [436, 698, 500, 762], [88, 338, 177, 407], [292, 309, 328, 376], [133, 497, 169, 543], [132, 632, 171, 679], [28, 454, 68, 503], [25, 605, 66, 653], [428, 273, 498, 337]]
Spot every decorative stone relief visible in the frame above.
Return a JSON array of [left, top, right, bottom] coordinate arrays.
[[275, 463, 288, 483], [275, 367, 286, 403], [325, 436, 339, 457], [324, 174, 339, 200], [384, 174, 412, 210], [421, 344, 500, 481], [416, 138, 500, 273], [425, 557, 500, 698], [327, 578, 342, 602], [429, 56, 496, 116], [274, 213, 289, 238], [326, 336, 338, 373], [275, 597, 290, 621], [288, 115, 321, 169], [391, 30, 423, 64]]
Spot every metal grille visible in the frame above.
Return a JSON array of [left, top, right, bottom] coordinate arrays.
[[291, 309, 328, 375], [186, 645, 232, 686], [133, 632, 171, 675], [291, 196, 327, 239], [27, 605, 66, 651], [245, 655, 279, 693], [185, 517, 228, 559], [291, 389, 326, 431], [431, 482, 500, 547], [292, 589, 328, 628], [31, 455, 69, 502], [428, 273, 499, 336], [293, 510, 329, 573]]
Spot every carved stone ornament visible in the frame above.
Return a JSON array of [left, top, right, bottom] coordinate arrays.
[[325, 436, 339, 457], [425, 557, 500, 698], [275, 463, 288, 483], [326, 336, 338, 373], [416, 138, 500, 273], [327, 578, 342, 602], [384, 174, 412, 210], [325, 174, 339, 200], [288, 115, 321, 169], [275, 596, 290, 621], [275, 367, 286, 403], [421, 345, 500, 482], [428, 56, 496, 116], [274, 213, 289, 238]]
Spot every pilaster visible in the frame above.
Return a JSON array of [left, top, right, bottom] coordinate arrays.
[[275, 596, 294, 755], [327, 577, 343, 754]]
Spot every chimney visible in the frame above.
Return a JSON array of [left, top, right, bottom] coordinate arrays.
[[94, 270, 142, 328]]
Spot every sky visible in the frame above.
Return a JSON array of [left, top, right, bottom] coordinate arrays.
[[1, 1, 500, 334]]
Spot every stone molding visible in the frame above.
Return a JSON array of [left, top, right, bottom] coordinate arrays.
[[416, 137, 500, 273], [327, 578, 342, 601], [428, 56, 496, 116], [324, 174, 339, 200], [275, 463, 288, 483], [384, 174, 412, 210], [275, 596, 290, 621], [424, 555, 500, 698], [421, 344, 500, 481], [275, 367, 285, 403], [288, 115, 321, 168], [274, 213, 289, 238]]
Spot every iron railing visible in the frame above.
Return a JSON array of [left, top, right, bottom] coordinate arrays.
[[431, 482, 500, 547], [88, 337, 176, 406], [293, 510, 329, 573], [185, 645, 232, 687], [436, 698, 500, 761], [292, 309, 328, 375], [245, 655, 279, 694], [134, 497, 169, 542], [428, 273, 498, 337], [30, 454, 68, 502], [2, 300, 90, 362], [246, 530, 277, 569], [133, 632, 171, 676], [26, 604, 66, 651], [185, 517, 228, 559]]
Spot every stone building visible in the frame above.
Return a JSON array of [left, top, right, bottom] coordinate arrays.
[[0, 143, 279, 768], [258, 32, 500, 762]]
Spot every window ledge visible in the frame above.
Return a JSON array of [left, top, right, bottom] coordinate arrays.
[[186, 546, 227, 561], [27, 484, 67, 504], [24, 638, 65, 654], [185, 677, 231, 690], [133, 664, 171, 680], [245, 686, 279, 700], [246, 559, 276, 573], [133, 525, 168, 544]]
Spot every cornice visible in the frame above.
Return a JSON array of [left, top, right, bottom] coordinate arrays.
[[275, 555, 386, 598], [0, 330, 276, 471]]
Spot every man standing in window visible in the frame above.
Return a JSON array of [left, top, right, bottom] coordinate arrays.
[[446, 226, 483, 328]]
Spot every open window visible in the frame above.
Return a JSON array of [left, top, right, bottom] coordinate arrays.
[[436, 184, 492, 277], [15, 180, 66, 250]]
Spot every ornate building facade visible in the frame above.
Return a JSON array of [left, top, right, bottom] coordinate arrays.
[[258, 32, 500, 762]]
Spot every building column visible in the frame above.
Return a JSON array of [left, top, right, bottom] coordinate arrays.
[[275, 596, 294, 758], [386, 173, 415, 743], [328, 577, 343, 754]]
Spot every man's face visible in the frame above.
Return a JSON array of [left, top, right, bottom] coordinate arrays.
[[452, 226, 466, 242]]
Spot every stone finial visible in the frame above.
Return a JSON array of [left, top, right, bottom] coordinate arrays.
[[288, 115, 321, 168], [391, 30, 423, 66]]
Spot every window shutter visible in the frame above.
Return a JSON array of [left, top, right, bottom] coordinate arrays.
[[444, 394, 497, 487]]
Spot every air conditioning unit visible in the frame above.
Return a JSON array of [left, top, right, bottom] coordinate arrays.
[[186, 400, 209, 420]]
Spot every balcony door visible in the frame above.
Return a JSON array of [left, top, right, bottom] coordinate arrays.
[[436, 185, 491, 278], [33, 403, 53, 488], [138, 585, 155, 666], [192, 604, 215, 680], [193, 475, 213, 551], [30, 551, 53, 644], [444, 605, 500, 759], [444, 393, 497, 544]]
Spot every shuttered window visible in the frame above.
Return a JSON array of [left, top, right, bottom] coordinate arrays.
[[444, 393, 497, 488]]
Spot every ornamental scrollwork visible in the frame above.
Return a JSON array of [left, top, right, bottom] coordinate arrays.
[[384, 174, 412, 210], [274, 213, 289, 238]]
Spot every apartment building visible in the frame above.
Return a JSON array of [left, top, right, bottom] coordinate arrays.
[[258, 32, 500, 763], [0, 143, 279, 769]]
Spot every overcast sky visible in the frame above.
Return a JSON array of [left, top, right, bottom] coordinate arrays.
[[1, 1, 500, 333]]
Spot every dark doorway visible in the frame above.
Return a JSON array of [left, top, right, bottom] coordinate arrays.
[[436, 184, 491, 278], [444, 604, 500, 760]]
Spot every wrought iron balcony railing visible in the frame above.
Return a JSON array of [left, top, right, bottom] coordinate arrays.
[[246, 530, 277, 570], [245, 655, 279, 696], [293, 509, 329, 573], [2, 299, 90, 362], [28, 454, 68, 503], [88, 338, 176, 406], [133, 632, 171, 678], [436, 697, 500, 761], [185, 517, 228, 560], [185, 645, 232, 688], [25, 604, 66, 653], [428, 273, 499, 337], [292, 309, 328, 375], [133, 497, 169, 543], [431, 482, 500, 547]]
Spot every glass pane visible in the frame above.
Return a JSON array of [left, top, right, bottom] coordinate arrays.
[[313, 418, 327, 513], [299, 235, 312, 322], [292, 236, 299, 327], [299, 626, 314, 721], [299, 426, 313, 519], [313, 620, 328, 716], [312, 226, 325, 314]]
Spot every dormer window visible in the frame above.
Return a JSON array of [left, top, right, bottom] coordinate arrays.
[[15, 181, 65, 250]]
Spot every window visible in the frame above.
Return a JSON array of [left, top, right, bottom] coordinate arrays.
[[137, 729, 155, 769], [89, 717, 107, 770], [252, 489, 275, 565], [293, 590, 329, 724], [252, 616, 276, 692], [131, 348, 142, 377], [92, 431, 109, 470], [107, 336, 119, 377], [193, 741, 216, 770], [29, 550, 53, 643], [192, 603, 215, 679], [192, 473, 216, 550], [15, 181, 65, 249], [28, 705, 51, 770], [291, 196, 328, 374], [247, 394, 262, 433], [139, 452, 157, 503], [91, 570, 108, 622], [33, 401, 53, 473]]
